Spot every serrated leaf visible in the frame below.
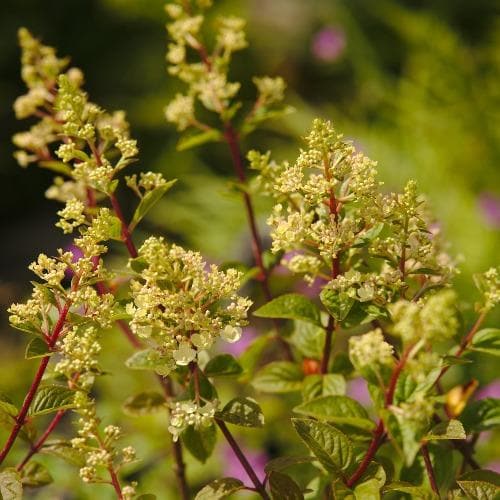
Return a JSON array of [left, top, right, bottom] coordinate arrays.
[[182, 423, 216, 463], [424, 419, 466, 441], [122, 391, 166, 416], [40, 439, 85, 467], [252, 362, 303, 393], [125, 349, 174, 376], [264, 456, 315, 474], [460, 398, 500, 432], [205, 354, 243, 378], [292, 418, 353, 473], [25, 337, 51, 360], [294, 396, 374, 431], [457, 470, 500, 500], [28, 386, 75, 417], [0, 468, 22, 500], [320, 288, 354, 322], [268, 470, 304, 500], [254, 294, 322, 326], [130, 180, 177, 231], [216, 397, 264, 428], [290, 320, 326, 359], [470, 329, 500, 357], [177, 129, 222, 151], [301, 374, 346, 402], [354, 478, 380, 500], [195, 477, 245, 500], [19, 461, 52, 487], [383, 481, 436, 499]]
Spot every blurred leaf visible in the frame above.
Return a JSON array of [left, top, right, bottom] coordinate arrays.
[[177, 129, 222, 151], [292, 418, 353, 473], [252, 362, 303, 393], [0, 468, 22, 500], [216, 397, 264, 428], [470, 329, 500, 357], [38, 160, 73, 176], [254, 294, 322, 326], [294, 396, 374, 431], [268, 470, 304, 500], [290, 320, 325, 359], [383, 481, 436, 499], [457, 470, 500, 499], [19, 462, 52, 487], [25, 337, 50, 360], [195, 477, 245, 499], [264, 456, 315, 474], [182, 424, 217, 464], [205, 354, 242, 378], [238, 335, 270, 380], [122, 391, 166, 416], [301, 374, 346, 401], [353, 478, 381, 500], [129, 180, 177, 231], [0, 394, 18, 417], [28, 386, 75, 417], [424, 419, 466, 440], [40, 439, 85, 467], [460, 398, 500, 432], [125, 349, 173, 376]]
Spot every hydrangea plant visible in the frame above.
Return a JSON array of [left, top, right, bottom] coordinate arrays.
[[1, 2, 499, 499]]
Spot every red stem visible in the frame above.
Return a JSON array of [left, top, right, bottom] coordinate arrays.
[[320, 316, 335, 374], [109, 194, 138, 258], [108, 465, 124, 499], [421, 443, 440, 498]]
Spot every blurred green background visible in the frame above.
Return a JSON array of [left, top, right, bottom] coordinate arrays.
[[0, 0, 499, 497]]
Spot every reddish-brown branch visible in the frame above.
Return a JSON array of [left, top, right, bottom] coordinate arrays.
[[421, 443, 440, 497], [108, 466, 124, 499], [109, 194, 138, 258], [320, 316, 335, 374]]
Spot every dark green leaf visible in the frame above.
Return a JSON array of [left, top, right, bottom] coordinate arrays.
[[294, 396, 375, 431], [268, 471, 304, 500], [254, 294, 322, 327], [122, 391, 166, 416], [301, 374, 346, 402], [460, 398, 500, 432], [195, 477, 245, 500], [130, 180, 177, 231], [28, 386, 75, 417], [252, 362, 303, 393], [238, 335, 270, 381], [19, 461, 52, 487], [292, 418, 353, 473], [290, 320, 325, 359], [205, 355, 243, 378], [424, 419, 466, 441], [187, 371, 218, 401], [264, 456, 315, 474], [0, 468, 22, 500], [216, 397, 264, 428], [25, 337, 50, 360], [182, 423, 217, 463], [320, 288, 354, 322], [470, 329, 500, 357], [457, 470, 500, 500]]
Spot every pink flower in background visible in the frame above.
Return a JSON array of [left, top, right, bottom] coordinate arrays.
[[311, 27, 346, 62], [474, 380, 500, 400], [478, 192, 500, 228], [485, 461, 500, 473], [347, 377, 371, 407], [222, 443, 267, 483], [64, 244, 84, 278]]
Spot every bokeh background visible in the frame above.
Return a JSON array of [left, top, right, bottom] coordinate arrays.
[[0, 0, 499, 498]]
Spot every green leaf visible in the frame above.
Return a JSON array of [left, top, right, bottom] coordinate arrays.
[[38, 160, 73, 176], [40, 439, 85, 467], [354, 478, 380, 500], [0, 394, 18, 417], [205, 354, 243, 378], [252, 362, 303, 393], [264, 456, 315, 474], [187, 371, 218, 401], [290, 320, 326, 359], [0, 408, 35, 444], [195, 477, 245, 500], [320, 288, 355, 322], [470, 329, 500, 357], [125, 349, 174, 376], [268, 471, 304, 500], [254, 294, 322, 326], [292, 418, 353, 473], [215, 397, 264, 428], [28, 385, 75, 417], [25, 337, 50, 360], [177, 129, 222, 151], [0, 468, 22, 500], [130, 180, 177, 231], [301, 374, 346, 402], [457, 470, 500, 500], [294, 396, 375, 431], [19, 461, 52, 487], [424, 419, 466, 441], [122, 391, 166, 416], [182, 423, 216, 463], [383, 481, 437, 499], [460, 398, 500, 432], [238, 335, 270, 380]]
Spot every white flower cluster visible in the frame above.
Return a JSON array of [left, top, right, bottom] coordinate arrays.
[[349, 329, 394, 369], [56, 198, 86, 234], [127, 237, 251, 372], [125, 171, 169, 198], [168, 400, 218, 442], [474, 267, 500, 312]]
